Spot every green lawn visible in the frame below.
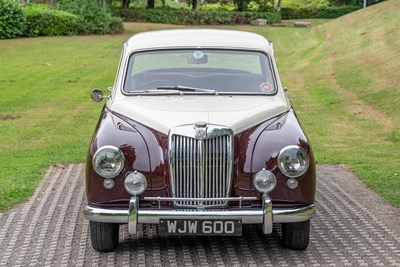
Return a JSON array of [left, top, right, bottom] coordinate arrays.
[[0, 0, 399, 211]]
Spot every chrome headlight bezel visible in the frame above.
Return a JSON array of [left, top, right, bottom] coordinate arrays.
[[92, 145, 125, 179], [277, 145, 309, 178]]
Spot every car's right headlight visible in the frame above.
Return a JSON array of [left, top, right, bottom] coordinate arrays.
[[92, 145, 125, 178], [277, 145, 309, 178]]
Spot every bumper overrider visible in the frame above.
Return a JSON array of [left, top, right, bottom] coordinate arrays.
[[84, 195, 315, 235]]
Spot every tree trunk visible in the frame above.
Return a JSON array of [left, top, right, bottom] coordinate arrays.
[[276, 0, 283, 12], [122, 0, 130, 9], [192, 0, 198, 10], [147, 0, 155, 9]]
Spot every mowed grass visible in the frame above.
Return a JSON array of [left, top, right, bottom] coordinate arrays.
[[0, 0, 399, 211], [0, 24, 181, 211], [0, 36, 119, 210], [271, 0, 400, 207]]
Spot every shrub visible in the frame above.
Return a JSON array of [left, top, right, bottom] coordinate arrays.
[[59, 0, 120, 34], [281, 5, 360, 19], [23, 9, 80, 37], [0, 0, 25, 39], [109, 17, 124, 34], [113, 8, 280, 25]]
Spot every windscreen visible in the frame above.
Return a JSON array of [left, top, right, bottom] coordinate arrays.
[[124, 49, 277, 94]]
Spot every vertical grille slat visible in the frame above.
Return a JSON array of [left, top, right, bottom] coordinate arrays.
[[169, 125, 233, 208]]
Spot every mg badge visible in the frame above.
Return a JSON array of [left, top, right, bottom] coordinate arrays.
[[195, 128, 206, 138], [194, 122, 207, 138]]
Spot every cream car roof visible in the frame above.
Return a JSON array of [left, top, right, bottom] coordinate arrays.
[[124, 29, 273, 54]]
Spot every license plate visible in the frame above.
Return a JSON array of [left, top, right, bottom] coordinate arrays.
[[159, 219, 242, 236]]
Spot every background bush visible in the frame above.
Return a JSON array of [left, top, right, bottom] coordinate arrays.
[[0, 0, 25, 39], [113, 8, 281, 25], [23, 9, 80, 37], [58, 0, 123, 34], [281, 5, 360, 19], [108, 17, 124, 34]]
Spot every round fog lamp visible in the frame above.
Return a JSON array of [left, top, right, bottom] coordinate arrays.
[[253, 169, 276, 194], [124, 171, 147, 195]]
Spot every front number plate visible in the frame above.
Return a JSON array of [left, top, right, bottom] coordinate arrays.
[[159, 219, 242, 236]]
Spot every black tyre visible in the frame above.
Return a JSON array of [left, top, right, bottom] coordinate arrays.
[[89, 221, 119, 252], [281, 220, 310, 250]]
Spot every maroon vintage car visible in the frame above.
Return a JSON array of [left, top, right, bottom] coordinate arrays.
[[84, 29, 316, 252]]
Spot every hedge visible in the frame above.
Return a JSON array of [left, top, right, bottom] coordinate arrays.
[[0, 0, 25, 39], [281, 5, 361, 20], [113, 8, 281, 25], [23, 9, 80, 37]]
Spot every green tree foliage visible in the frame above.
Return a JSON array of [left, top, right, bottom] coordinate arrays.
[[233, 0, 277, 12], [0, 0, 25, 39], [233, 0, 250, 11]]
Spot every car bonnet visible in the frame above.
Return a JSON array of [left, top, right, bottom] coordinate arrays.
[[110, 95, 290, 135]]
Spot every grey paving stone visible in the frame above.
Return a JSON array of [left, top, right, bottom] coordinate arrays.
[[0, 163, 399, 266]]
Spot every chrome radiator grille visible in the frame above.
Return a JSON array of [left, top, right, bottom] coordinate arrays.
[[169, 124, 233, 208]]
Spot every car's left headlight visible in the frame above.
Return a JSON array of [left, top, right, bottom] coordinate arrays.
[[277, 145, 309, 178], [92, 145, 125, 178]]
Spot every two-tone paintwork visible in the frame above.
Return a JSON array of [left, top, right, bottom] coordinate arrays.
[[86, 107, 315, 209], [86, 29, 316, 212]]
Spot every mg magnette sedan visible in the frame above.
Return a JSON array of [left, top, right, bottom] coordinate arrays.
[[84, 29, 316, 252]]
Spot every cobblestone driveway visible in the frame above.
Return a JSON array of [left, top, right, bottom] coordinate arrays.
[[1, 164, 399, 266]]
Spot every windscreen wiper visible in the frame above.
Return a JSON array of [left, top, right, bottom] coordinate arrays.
[[155, 85, 218, 94], [128, 89, 183, 95], [128, 85, 218, 95]]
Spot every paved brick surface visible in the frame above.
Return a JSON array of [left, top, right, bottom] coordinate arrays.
[[1, 164, 400, 266]]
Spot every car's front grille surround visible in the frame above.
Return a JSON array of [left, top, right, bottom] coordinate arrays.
[[168, 124, 233, 208]]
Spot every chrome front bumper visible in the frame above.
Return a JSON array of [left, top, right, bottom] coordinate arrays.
[[84, 195, 315, 235]]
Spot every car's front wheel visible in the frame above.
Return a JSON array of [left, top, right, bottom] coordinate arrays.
[[89, 221, 119, 252], [281, 220, 310, 250]]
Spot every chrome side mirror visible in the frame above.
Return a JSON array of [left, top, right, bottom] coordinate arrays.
[[91, 88, 106, 102]]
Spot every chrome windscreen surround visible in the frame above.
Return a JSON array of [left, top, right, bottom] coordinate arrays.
[[168, 123, 234, 208]]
